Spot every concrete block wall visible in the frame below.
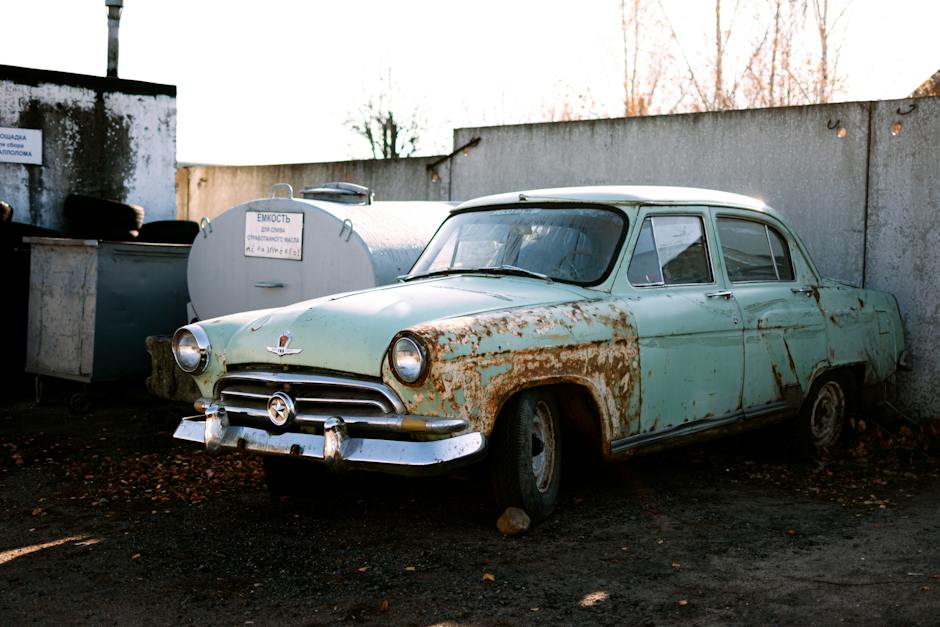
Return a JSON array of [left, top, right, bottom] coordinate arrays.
[[177, 156, 451, 222], [178, 97, 938, 417], [452, 103, 872, 287], [0, 65, 176, 230], [450, 98, 937, 417], [865, 97, 940, 416]]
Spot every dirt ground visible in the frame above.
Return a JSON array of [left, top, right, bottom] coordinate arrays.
[[1, 383, 939, 626]]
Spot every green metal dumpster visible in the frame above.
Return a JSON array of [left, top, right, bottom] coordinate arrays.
[[24, 237, 190, 411]]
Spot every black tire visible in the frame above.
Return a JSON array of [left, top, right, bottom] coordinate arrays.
[[489, 388, 562, 522], [791, 373, 852, 457], [137, 220, 199, 244], [64, 193, 145, 236], [34, 376, 49, 406], [263, 456, 323, 497], [68, 390, 92, 415]]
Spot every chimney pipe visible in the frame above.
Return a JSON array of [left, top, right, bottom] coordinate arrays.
[[105, 0, 123, 78]]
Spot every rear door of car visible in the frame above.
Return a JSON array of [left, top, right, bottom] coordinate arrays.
[[711, 208, 828, 413], [611, 206, 745, 451]]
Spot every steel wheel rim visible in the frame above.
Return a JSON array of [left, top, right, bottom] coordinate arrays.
[[810, 381, 845, 447], [531, 400, 556, 493]]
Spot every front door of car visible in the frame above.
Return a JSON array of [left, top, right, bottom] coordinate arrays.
[[613, 209, 745, 446], [712, 211, 828, 412]]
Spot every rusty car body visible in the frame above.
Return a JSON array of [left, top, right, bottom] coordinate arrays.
[[172, 186, 907, 520]]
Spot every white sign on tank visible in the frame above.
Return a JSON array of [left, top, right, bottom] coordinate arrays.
[[244, 211, 305, 260]]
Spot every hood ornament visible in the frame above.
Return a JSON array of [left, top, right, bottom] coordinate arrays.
[[266, 331, 303, 357]]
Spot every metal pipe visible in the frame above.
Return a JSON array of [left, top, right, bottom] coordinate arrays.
[[105, 0, 123, 78]]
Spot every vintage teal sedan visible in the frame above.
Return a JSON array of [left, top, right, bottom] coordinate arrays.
[[172, 186, 907, 521]]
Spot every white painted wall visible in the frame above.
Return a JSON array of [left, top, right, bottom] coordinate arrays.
[[0, 66, 176, 230]]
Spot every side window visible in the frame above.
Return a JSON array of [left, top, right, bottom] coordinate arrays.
[[768, 228, 794, 280], [628, 216, 713, 286], [717, 217, 795, 282]]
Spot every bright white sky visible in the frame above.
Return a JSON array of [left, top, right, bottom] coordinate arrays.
[[1, 0, 937, 165]]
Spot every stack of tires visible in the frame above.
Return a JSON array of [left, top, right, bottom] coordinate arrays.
[[64, 194, 145, 241], [64, 194, 199, 244]]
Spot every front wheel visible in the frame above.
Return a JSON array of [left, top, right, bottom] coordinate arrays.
[[489, 388, 562, 522]]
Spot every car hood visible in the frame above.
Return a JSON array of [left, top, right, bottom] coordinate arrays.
[[220, 275, 592, 377]]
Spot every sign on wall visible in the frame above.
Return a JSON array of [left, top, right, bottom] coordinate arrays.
[[244, 211, 304, 260], [0, 127, 42, 165]]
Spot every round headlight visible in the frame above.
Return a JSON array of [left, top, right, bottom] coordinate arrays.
[[172, 325, 211, 374], [390, 335, 427, 384]]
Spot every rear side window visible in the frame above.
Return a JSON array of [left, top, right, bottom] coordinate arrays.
[[717, 218, 794, 282], [628, 216, 713, 286]]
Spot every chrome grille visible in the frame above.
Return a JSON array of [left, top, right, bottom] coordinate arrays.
[[216, 370, 404, 429]]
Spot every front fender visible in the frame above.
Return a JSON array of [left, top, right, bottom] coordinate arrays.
[[383, 300, 641, 444]]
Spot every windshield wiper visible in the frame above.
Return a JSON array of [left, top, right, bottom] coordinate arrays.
[[399, 265, 553, 283], [475, 265, 553, 283], [398, 268, 475, 282]]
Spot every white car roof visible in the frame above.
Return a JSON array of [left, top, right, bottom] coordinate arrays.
[[455, 185, 770, 212]]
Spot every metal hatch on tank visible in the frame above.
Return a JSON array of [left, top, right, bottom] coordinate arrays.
[[185, 183, 455, 321]]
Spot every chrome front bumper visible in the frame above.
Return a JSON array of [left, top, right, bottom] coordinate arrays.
[[173, 406, 486, 475]]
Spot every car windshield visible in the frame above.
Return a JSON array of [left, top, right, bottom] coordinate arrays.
[[406, 207, 627, 285]]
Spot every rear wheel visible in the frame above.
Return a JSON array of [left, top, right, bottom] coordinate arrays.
[[489, 388, 562, 522], [792, 373, 851, 457]]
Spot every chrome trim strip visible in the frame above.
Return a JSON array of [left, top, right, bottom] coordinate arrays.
[[293, 396, 391, 411], [221, 391, 390, 412], [220, 389, 271, 400], [173, 417, 486, 476], [219, 402, 467, 434], [610, 401, 791, 455], [215, 370, 406, 414]]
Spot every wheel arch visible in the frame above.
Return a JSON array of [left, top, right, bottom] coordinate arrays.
[[489, 377, 608, 459], [807, 362, 864, 396]]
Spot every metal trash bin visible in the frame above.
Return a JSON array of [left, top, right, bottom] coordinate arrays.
[[24, 237, 190, 412]]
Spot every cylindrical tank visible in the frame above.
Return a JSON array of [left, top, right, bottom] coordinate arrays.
[[187, 188, 453, 321]]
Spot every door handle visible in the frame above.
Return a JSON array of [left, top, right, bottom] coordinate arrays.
[[705, 290, 734, 300], [790, 286, 815, 296], [254, 281, 286, 288]]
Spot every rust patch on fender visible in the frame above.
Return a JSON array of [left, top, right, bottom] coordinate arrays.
[[398, 301, 641, 444]]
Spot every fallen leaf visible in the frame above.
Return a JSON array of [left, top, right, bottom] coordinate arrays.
[[656, 538, 665, 545], [786, 529, 798, 536], [677, 599, 689, 606], [482, 572, 496, 582], [357, 566, 369, 573], [404, 566, 416, 572], [131, 553, 141, 560], [671, 562, 681, 570], [31, 507, 43, 517], [380, 599, 390, 612]]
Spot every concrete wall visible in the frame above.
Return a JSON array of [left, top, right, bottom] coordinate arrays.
[[177, 156, 451, 222], [453, 103, 871, 286], [450, 98, 938, 417], [865, 97, 940, 417], [0, 65, 176, 230], [175, 97, 939, 416]]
